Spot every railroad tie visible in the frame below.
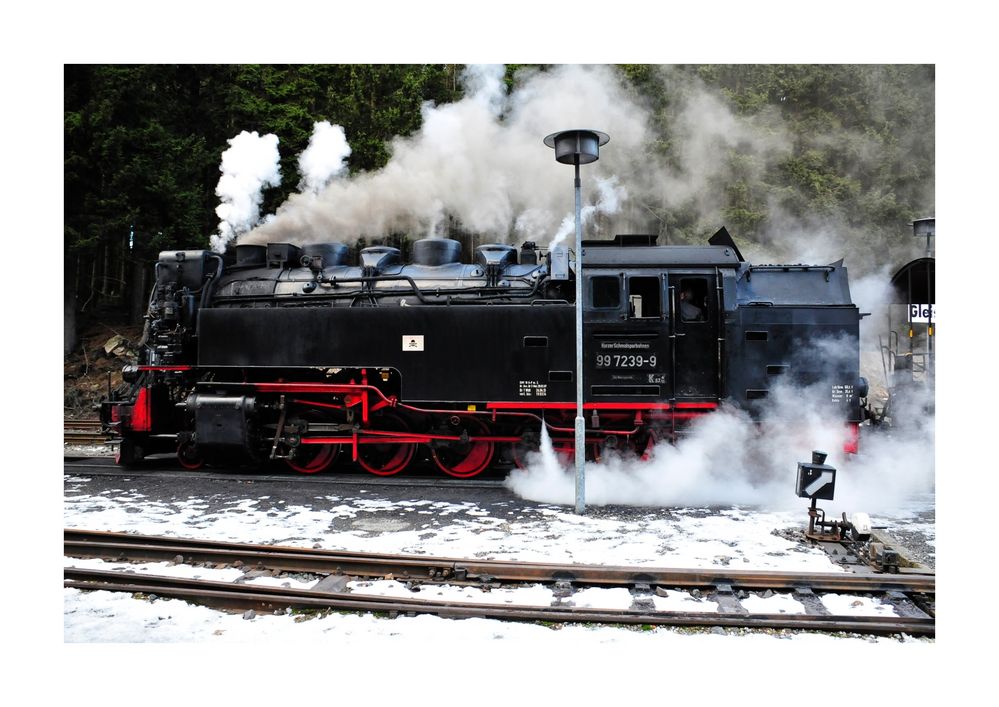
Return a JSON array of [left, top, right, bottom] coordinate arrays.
[[792, 587, 831, 615], [550, 579, 575, 607], [711, 582, 748, 614], [882, 590, 933, 619], [311, 574, 351, 594], [629, 582, 655, 611]]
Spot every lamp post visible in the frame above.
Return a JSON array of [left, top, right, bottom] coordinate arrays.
[[544, 129, 609, 515], [912, 217, 935, 259]]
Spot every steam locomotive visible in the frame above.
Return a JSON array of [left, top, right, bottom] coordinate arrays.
[[102, 228, 867, 476]]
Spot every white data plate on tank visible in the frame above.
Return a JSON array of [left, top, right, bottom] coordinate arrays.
[[402, 335, 425, 352]]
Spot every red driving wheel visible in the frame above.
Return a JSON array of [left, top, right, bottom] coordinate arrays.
[[356, 410, 416, 476], [432, 417, 495, 478]]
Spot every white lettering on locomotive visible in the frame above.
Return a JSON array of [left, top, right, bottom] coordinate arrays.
[[831, 384, 854, 403], [518, 380, 548, 397]]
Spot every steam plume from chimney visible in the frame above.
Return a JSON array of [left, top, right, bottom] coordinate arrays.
[[211, 130, 282, 253], [298, 121, 351, 196], [240, 64, 650, 247]]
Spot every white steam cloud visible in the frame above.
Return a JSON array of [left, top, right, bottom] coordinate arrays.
[[298, 121, 352, 196], [211, 131, 282, 253], [848, 267, 897, 402], [222, 65, 931, 276], [550, 176, 627, 247], [653, 87, 792, 236], [507, 383, 934, 514], [241, 64, 651, 247], [506, 330, 934, 514]]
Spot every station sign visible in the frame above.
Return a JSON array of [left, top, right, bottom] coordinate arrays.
[[909, 304, 936, 323]]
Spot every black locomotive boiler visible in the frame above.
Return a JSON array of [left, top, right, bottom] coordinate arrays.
[[102, 228, 868, 476]]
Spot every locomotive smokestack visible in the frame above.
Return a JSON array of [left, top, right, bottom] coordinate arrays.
[[412, 238, 462, 266]]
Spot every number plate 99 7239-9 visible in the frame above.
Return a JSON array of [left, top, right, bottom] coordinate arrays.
[[595, 353, 658, 369]]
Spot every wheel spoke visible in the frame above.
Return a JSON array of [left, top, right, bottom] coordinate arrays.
[[357, 411, 416, 476], [177, 441, 204, 470], [512, 424, 541, 469], [286, 443, 338, 474], [432, 417, 494, 478], [285, 408, 341, 474]]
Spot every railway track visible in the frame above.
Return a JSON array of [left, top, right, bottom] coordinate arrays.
[[63, 456, 510, 488], [64, 529, 935, 636], [64, 419, 108, 446]]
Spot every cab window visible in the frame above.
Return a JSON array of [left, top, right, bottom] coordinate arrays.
[[678, 278, 708, 322], [591, 276, 621, 309], [628, 276, 661, 319]]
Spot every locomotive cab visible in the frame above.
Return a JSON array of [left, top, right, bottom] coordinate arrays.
[[668, 273, 720, 399], [580, 242, 738, 410]]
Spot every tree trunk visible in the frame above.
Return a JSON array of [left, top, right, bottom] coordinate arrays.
[[64, 255, 78, 355], [129, 258, 148, 325]]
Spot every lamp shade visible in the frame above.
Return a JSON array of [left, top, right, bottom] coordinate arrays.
[[543, 129, 610, 165]]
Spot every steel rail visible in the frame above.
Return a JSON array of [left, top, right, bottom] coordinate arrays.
[[64, 529, 936, 595], [63, 567, 934, 636], [64, 419, 108, 445], [65, 419, 103, 430], [62, 460, 510, 489], [64, 432, 109, 445]]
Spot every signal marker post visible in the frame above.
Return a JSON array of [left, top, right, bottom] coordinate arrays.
[[544, 130, 609, 515]]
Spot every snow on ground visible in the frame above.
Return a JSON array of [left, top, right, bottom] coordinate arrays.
[[55, 458, 953, 700], [64, 473, 934, 649], [62, 475, 850, 570]]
